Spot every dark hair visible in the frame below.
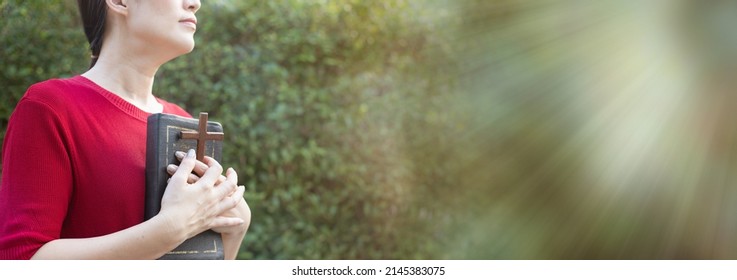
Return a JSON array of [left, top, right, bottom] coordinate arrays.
[[77, 0, 107, 68]]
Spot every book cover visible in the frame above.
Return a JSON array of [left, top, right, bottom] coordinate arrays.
[[145, 113, 225, 260]]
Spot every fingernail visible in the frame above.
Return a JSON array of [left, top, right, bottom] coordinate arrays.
[[175, 151, 185, 159], [167, 164, 177, 173], [186, 149, 195, 159]]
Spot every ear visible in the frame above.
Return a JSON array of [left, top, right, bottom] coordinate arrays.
[[106, 0, 129, 16]]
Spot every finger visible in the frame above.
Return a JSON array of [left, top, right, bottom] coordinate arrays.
[[167, 163, 201, 183], [187, 174, 200, 184], [170, 164, 224, 184], [170, 149, 197, 186], [217, 168, 238, 196], [209, 217, 244, 229], [231, 185, 245, 202], [215, 181, 237, 203], [168, 165, 200, 183], [225, 167, 243, 197], [226, 168, 238, 186], [167, 164, 177, 176], [195, 156, 223, 188], [215, 191, 240, 213], [176, 151, 211, 177], [192, 160, 210, 177], [213, 170, 238, 199]]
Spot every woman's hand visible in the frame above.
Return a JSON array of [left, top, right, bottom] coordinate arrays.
[[210, 167, 251, 235], [158, 149, 244, 242], [167, 151, 251, 240]]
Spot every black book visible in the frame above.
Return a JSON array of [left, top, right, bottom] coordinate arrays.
[[145, 113, 224, 260]]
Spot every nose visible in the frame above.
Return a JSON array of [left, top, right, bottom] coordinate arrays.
[[185, 0, 201, 13]]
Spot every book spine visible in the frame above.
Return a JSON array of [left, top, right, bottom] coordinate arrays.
[[144, 114, 161, 221]]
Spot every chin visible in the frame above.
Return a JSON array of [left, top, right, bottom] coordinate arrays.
[[170, 37, 196, 56], [183, 36, 196, 52], [182, 42, 196, 54]]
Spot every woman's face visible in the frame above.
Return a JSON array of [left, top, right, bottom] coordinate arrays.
[[125, 0, 202, 57]]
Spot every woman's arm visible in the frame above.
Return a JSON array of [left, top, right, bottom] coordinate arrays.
[[222, 226, 248, 260], [218, 177, 250, 260], [218, 169, 251, 260], [32, 150, 244, 260], [32, 213, 184, 259]]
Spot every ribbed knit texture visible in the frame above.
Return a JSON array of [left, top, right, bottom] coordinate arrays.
[[0, 76, 191, 259]]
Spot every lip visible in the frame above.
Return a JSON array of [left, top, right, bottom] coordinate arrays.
[[179, 17, 198, 29]]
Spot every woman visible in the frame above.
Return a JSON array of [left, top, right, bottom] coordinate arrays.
[[0, 0, 251, 259]]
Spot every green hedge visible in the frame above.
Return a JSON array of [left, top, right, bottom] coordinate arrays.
[[1, 0, 459, 259]]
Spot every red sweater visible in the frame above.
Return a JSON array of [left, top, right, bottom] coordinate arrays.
[[0, 75, 191, 259]]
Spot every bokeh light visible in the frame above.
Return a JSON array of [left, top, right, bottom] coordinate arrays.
[[428, 0, 737, 259]]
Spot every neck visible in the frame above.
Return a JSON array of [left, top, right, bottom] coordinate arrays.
[[82, 36, 165, 113]]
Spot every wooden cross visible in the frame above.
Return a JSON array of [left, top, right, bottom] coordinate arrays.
[[181, 112, 224, 161]]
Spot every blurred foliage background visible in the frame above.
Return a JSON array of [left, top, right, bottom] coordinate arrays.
[[5, 0, 737, 259]]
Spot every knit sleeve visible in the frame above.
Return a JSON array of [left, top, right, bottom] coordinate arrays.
[[0, 95, 73, 259]]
